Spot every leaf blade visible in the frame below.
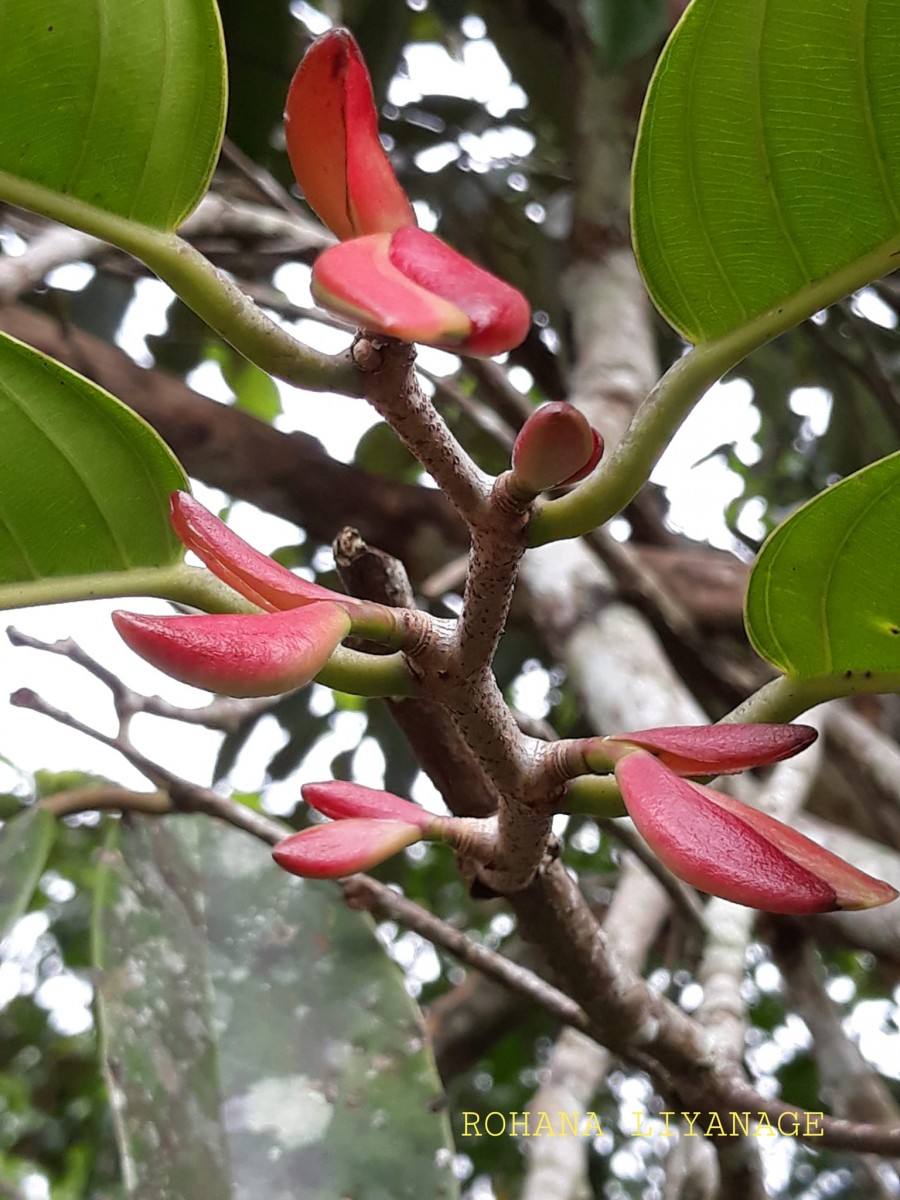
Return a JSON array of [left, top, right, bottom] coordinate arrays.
[[0, 334, 187, 598], [0, 0, 226, 230], [745, 450, 900, 677], [633, 0, 900, 344]]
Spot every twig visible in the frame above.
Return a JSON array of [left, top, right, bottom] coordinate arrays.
[[352, 335, 490, 524], [8, 626, 272, 735], [219, 135, 303, 216]]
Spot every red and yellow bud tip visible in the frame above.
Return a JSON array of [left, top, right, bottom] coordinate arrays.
[[301, 780, 436, 831], [285, 28, 415, 241], [616, 751, 897, 914], [312, 227, 531, 357], [598, 723, 817, 776], [511, 402, 604, 494], [272, 818, 422, 879], [112, 602, 351, 698], [170, 492, 354, 613]]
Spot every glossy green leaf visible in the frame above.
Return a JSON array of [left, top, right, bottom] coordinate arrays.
[[0, 0, 226, 230], [633, 0, 900, 345], [0, 807, 57, 940], [94, 817, 459, 1200], [745, 450, 900, 677], [0, 333, 188, 605]]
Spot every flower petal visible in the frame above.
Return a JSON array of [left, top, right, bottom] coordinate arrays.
[[285, 28, 415, 240], [312, 232, 472, 348], [602, 723, 817, 775], [112, 603, 351, 698], [170, 492, 354, 612], [272, 818, 421, 879], [312, 229, 531, 356], [687, 777, 899, 911], [616, 751, 838, 914], [301, 780, 435, 830], [511, 402, 604, 493], [389, 227, 531, 356]]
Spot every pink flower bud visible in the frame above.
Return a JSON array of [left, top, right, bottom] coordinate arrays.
[[285, 28, 415, 241], [511, 402, 604, 493], [312, 227, 531, 357], [301, 780, 435, 831], [597, 723, 817, 775], [272, 818, 422, 879], [112, 602, 351, 698], [616, 751, 897, 914], [170, 492, 355, 612]]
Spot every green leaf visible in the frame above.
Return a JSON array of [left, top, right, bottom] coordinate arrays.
[[0, 807, 57, 940], [0, 0, 226, 230], [94, 817, 459, 1200], [0, 334, 188, 608], [745, 450, 900, 677], [633, 0, 900, 345]]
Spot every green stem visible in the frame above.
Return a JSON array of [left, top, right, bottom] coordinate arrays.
[[564, 774, 626, 818], [725, 669, 900, 726], [0, 169, 362, 396], [316, 647, 414, 698], [0, 562, 214, 613]]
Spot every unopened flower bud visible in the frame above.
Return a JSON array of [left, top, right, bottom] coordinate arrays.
[[511, 402, 604, 494], [272, 818, 422, 879]]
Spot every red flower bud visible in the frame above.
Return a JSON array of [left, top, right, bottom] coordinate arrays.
[[597, 723, 817, 776], [511, 402, 604, 494], [616, 751, 898, 914], [285, 28, 415, 241], [272, 818, 422, 879], [301, 780, 435, 831], [112, 602, 351, 698], [170, 492, 355, 612], [312, 227, 531, 357]]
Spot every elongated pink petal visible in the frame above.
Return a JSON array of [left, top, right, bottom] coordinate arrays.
[[272, 818, 421, 879], [170, 492, 356, 612], [615, 751, 897, 914], [687, 777, 898, 912], [389, 227, 531, 356], [601, 723, 817, 775], [301, 781, 435, 830], [312, 232, 472, 348], [312, 229, 531, 356], [112, 603, 351, 698], [511, 402, 604, 493], [285, 28, 415, 240]]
